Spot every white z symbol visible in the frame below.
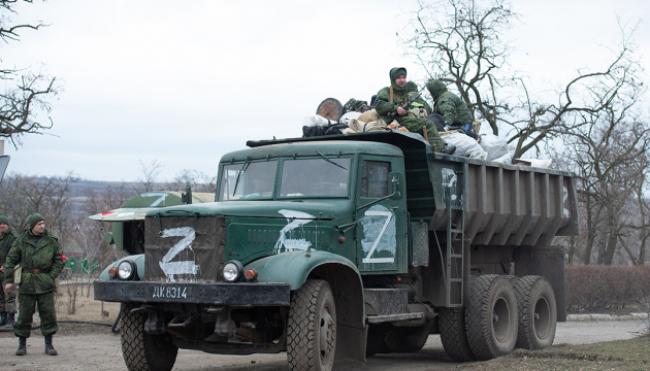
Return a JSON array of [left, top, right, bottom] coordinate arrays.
[[159, 227, 198, 282]]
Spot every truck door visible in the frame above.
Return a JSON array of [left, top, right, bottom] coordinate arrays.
[[356, 156, 408, 273]]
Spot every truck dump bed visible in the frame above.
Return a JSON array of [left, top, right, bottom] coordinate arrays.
[[248, 131, 578, 247]]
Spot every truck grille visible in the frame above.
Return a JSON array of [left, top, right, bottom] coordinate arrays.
[[144, 215, 225, 282]]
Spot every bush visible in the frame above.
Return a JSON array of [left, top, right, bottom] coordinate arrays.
[[566, 265, 650, 313]]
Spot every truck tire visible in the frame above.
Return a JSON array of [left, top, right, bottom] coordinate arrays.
[[465, 275, 518, 360], [287, 279, 337, 371], [384, 323, 431, 353], [513, 276, 557, 349], [120, 305, 178, 371], [439, 308, 475, 361]]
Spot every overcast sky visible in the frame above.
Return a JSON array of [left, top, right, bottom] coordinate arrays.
[[3, 0, 649, 181]]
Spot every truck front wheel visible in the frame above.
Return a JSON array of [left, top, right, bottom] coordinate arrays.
[[120, 305, 178, 371], [513, 276, 557, 349], [465, 275, 518, 360], [439, 308, 475, 361], [287, 279, 337, 371]]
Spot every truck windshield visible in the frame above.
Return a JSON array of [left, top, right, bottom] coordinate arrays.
[[219, 161, 278, 201], [279, 157, 351, 198]]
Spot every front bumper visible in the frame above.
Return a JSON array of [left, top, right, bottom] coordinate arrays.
[[93, 280, 291, 306]]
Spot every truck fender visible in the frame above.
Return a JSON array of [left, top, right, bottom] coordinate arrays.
[[247, 251, 367, 363]]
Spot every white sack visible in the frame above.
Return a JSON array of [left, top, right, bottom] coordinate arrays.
[[479, 134, 509, 161], [492, 151, 513, 164], [527, 159, 553, 168], [302, 114, 335, 127], [339, 111, 361, 126], [443, 132, 488, 160]]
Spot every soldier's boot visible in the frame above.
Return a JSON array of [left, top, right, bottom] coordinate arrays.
[[44, 335, 58, 356], [15, 337, 26, 356], [0, 311, 6, 326]]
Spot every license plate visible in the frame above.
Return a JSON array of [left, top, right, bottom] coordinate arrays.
[[151, 285, 190, 300]]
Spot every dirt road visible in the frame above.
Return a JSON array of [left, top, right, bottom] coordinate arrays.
[[0, 320, 646, 371]]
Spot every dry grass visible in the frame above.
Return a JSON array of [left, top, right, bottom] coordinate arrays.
[[54, 283, 120, 323], [461, 336, 650, 370]]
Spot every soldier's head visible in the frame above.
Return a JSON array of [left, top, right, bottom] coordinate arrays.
[[0, 214, 9, 234], [426, 79, 448, 99], [389, 67, 408, 88], [26, 213, 46, 236]]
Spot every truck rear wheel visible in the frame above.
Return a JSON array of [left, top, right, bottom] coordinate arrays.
[[439, 308, 475, 361], [513, 276, 557, 349], [287, 279, 337, 371], [120, 305, 178, 371], [465, 275, 518, 360]]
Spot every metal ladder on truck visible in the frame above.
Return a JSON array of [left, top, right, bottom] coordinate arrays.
[[444, 168, 465, 307]]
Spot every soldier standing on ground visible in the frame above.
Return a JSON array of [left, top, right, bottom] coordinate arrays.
[[3, 213, 63, 356], [375, 67, 446, 151], [426, 79, 476, 137], [0, 215, 17, 329]]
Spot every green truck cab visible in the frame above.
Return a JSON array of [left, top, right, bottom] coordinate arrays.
[[94, 131, 578, 371]]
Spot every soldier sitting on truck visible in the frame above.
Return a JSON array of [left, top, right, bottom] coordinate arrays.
[[375, 67, 447, 151], [426, 78, 477, 138]]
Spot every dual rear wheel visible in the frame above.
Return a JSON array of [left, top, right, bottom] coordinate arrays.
[[439, 274, 557, 361]]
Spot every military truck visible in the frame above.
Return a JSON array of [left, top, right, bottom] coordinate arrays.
[[94, 131, 577, 371]]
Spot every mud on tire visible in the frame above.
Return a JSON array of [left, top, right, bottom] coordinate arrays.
[[465, 275, 518, 360], [120, 305, 178, 371], [439, 307, 475, 362], [513, 275, 557, 350], [287, 279, 337, 371]]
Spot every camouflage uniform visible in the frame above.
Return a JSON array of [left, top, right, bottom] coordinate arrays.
[[376, 67, 444, 150], [0, 217, 18, 319], [426, 79, 473, 128], [4, 214, 63, 339]]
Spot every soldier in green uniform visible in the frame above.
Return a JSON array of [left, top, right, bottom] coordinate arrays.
[[0, 215, 17, 329], [425, 79, 475, 137], [375, 67, 445, 151], [3, 213, 63, 356]]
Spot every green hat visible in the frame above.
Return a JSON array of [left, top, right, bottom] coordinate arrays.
[[389, 67, 407, 82], [0, 214, 9, 226], [26, 213, 45, 230], [426, 79, 447, 99]]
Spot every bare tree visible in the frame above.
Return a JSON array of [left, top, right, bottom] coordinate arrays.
[[555, 83, 650, 265], [0, 0, 58, 145], [138, 159, 163, 193], [411, 0, 640, 159], [0, 173, 76, 245], [169, 169, 216, 193]]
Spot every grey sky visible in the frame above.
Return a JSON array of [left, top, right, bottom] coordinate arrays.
[[3, 0, 649, 181]]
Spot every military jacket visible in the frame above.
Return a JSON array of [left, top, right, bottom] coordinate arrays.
[[3, 230, 63, 294], [375, 82, 432, 120], [0, 230, 17, 266], [434, 91, 473, 126]]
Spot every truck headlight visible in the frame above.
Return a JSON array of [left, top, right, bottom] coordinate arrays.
[[117, 261, 136, 280], [223, 260, 243, 282]]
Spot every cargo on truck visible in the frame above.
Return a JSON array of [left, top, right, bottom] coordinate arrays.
[[94, 130, 578, 371]]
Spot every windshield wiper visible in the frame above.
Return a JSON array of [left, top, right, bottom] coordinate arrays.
[[231, 160, 251, 197], [317, 151, 348, 171]]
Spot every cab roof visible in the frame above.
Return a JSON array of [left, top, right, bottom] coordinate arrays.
[[221, 135, 405, 163]]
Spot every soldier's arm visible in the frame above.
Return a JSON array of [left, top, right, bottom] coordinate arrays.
[[3, 241, 21, 284], [49, 239, 64, 280], [438, 96, 457, 126], [417, 97, 433, 114], [375, 89, 396, 116]]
